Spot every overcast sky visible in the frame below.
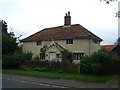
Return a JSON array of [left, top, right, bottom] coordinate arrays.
[[0, 0, 119, 45]]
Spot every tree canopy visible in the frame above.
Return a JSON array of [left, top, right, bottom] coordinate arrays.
[[2, 32, 18, 55]]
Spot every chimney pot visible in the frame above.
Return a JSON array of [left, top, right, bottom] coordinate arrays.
[[68, 11, 70, 16], [66, 13, 67, 16], [64, 11, 71, 26]]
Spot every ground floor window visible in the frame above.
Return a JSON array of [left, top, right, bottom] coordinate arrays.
[[40, 53, 45, 60], [73, 53, 84, 60], [56, 54, 61, 59]]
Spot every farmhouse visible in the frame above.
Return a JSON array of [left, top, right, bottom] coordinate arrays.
[[23, 12, 102, 62]]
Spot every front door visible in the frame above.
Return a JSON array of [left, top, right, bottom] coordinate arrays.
[[49, 52, 56, 61]]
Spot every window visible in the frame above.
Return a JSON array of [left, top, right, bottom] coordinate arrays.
[[36, 41, 42, 46], [66, 39, 73, 44], [73, 53, 84, 60], [56, 54, 60, 59], [92, 39, 98, 44], [40, 53, 45, 60]]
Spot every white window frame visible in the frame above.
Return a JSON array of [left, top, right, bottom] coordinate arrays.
[[73, 53, 84, 60], [39, 53, 45, 60], [92, 39, 99, 44], [66, 39, 73, 45], [36, 41, 42, 46]]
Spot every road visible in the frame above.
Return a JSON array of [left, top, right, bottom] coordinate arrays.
[[2, 73, 119, 89], [2, 78, 63, 88]]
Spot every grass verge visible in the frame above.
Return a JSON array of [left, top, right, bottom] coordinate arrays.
[[3, 69, 119, 83]]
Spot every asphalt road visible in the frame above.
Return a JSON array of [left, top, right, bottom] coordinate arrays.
[[2, 73, 119, 89], [2, 78, 61, 88]]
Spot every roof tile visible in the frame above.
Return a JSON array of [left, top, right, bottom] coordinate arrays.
[[23, 24, 102, 42], [101, 45, 117, 51]]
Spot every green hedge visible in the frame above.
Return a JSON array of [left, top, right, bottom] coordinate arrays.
[[2, 52, 33, 69], [80, 49, 120, 75], [25, 60, 78, 73]]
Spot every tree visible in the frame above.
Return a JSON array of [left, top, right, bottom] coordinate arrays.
[[1, 20, 18, 55], [115, 37, 120, 45], [117, 38, 120, 45], [0, 20, 8, 33], [2, 32, 18, 55]]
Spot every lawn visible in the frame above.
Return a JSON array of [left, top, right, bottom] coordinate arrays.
[[3, 69, 119, 83]]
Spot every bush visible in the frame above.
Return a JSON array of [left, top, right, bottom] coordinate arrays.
[[80, 49, 120, 75], [19, 65, 33, 71], [2, 52, 33, 69], [32, 55, 39, 61], [25, 60, 78, 73], [61, 50, 73, 63], [57, 69, 65, 73], [34, 67, 50, 72]]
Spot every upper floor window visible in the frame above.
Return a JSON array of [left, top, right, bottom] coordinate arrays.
[[36, 41, 42, 46], [66, 39, 73, 44], [92, 39, 99, 44]]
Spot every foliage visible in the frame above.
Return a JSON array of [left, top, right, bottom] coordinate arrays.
[[2, 52, 33, 69], [2, 32, 18, 55], [19, 65, 33, 71], [57, 69, 65, 73], [80, 49, 120, 75], [115, 37, 120, 45], [40, 45, 47, 53], [1, 20, 8, 33], [32, 55, 39, 61], [34, 67, 50, 72], [61, 50, 73, 63], [25, 60, 78, 73]]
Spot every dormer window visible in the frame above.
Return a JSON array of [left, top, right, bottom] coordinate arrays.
[[66, 39, 73, 44], [36, 41, 42, 46]]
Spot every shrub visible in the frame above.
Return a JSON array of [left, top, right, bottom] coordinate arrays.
[[19, 65, 33, 71], [34, 67, 50, 72], [61, 50, 73, 63], [25, 60, 78, 73], [80, 49, 120, 75], [57, 69, 65, 73], [32, 55, 39, 61], [2, 52, 33, 69]]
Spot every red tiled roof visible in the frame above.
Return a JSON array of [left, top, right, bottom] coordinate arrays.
[[101, 45, 117, 51], [23, 24, 102, 42]]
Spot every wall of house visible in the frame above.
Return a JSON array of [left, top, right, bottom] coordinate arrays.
[[23, 41, 42, 57], [89, 39, 101, 55], [54, 39, 90, 55], [23, 38, 101, 58]]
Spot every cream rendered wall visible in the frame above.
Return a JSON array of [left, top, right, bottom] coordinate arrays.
[[23, 41, 52, 57], [23, 42, 41, 57], [23, 38, 100, 58], [89, 39, 101, 55], [54, 39, 89, 55]]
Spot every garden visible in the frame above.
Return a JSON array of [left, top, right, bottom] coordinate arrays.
[[2, 32, 120, 83]]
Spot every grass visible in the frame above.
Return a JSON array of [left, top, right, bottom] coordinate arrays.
[[3, 69, 119, 83]]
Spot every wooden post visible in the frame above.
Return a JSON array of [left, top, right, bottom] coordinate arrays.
[[77, 63, 80, 74]]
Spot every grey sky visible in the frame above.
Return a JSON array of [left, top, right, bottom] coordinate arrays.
[[0, 0, 118, 45]]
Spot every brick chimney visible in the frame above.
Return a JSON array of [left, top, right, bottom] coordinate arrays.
[[64, 11, 71, 26]]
